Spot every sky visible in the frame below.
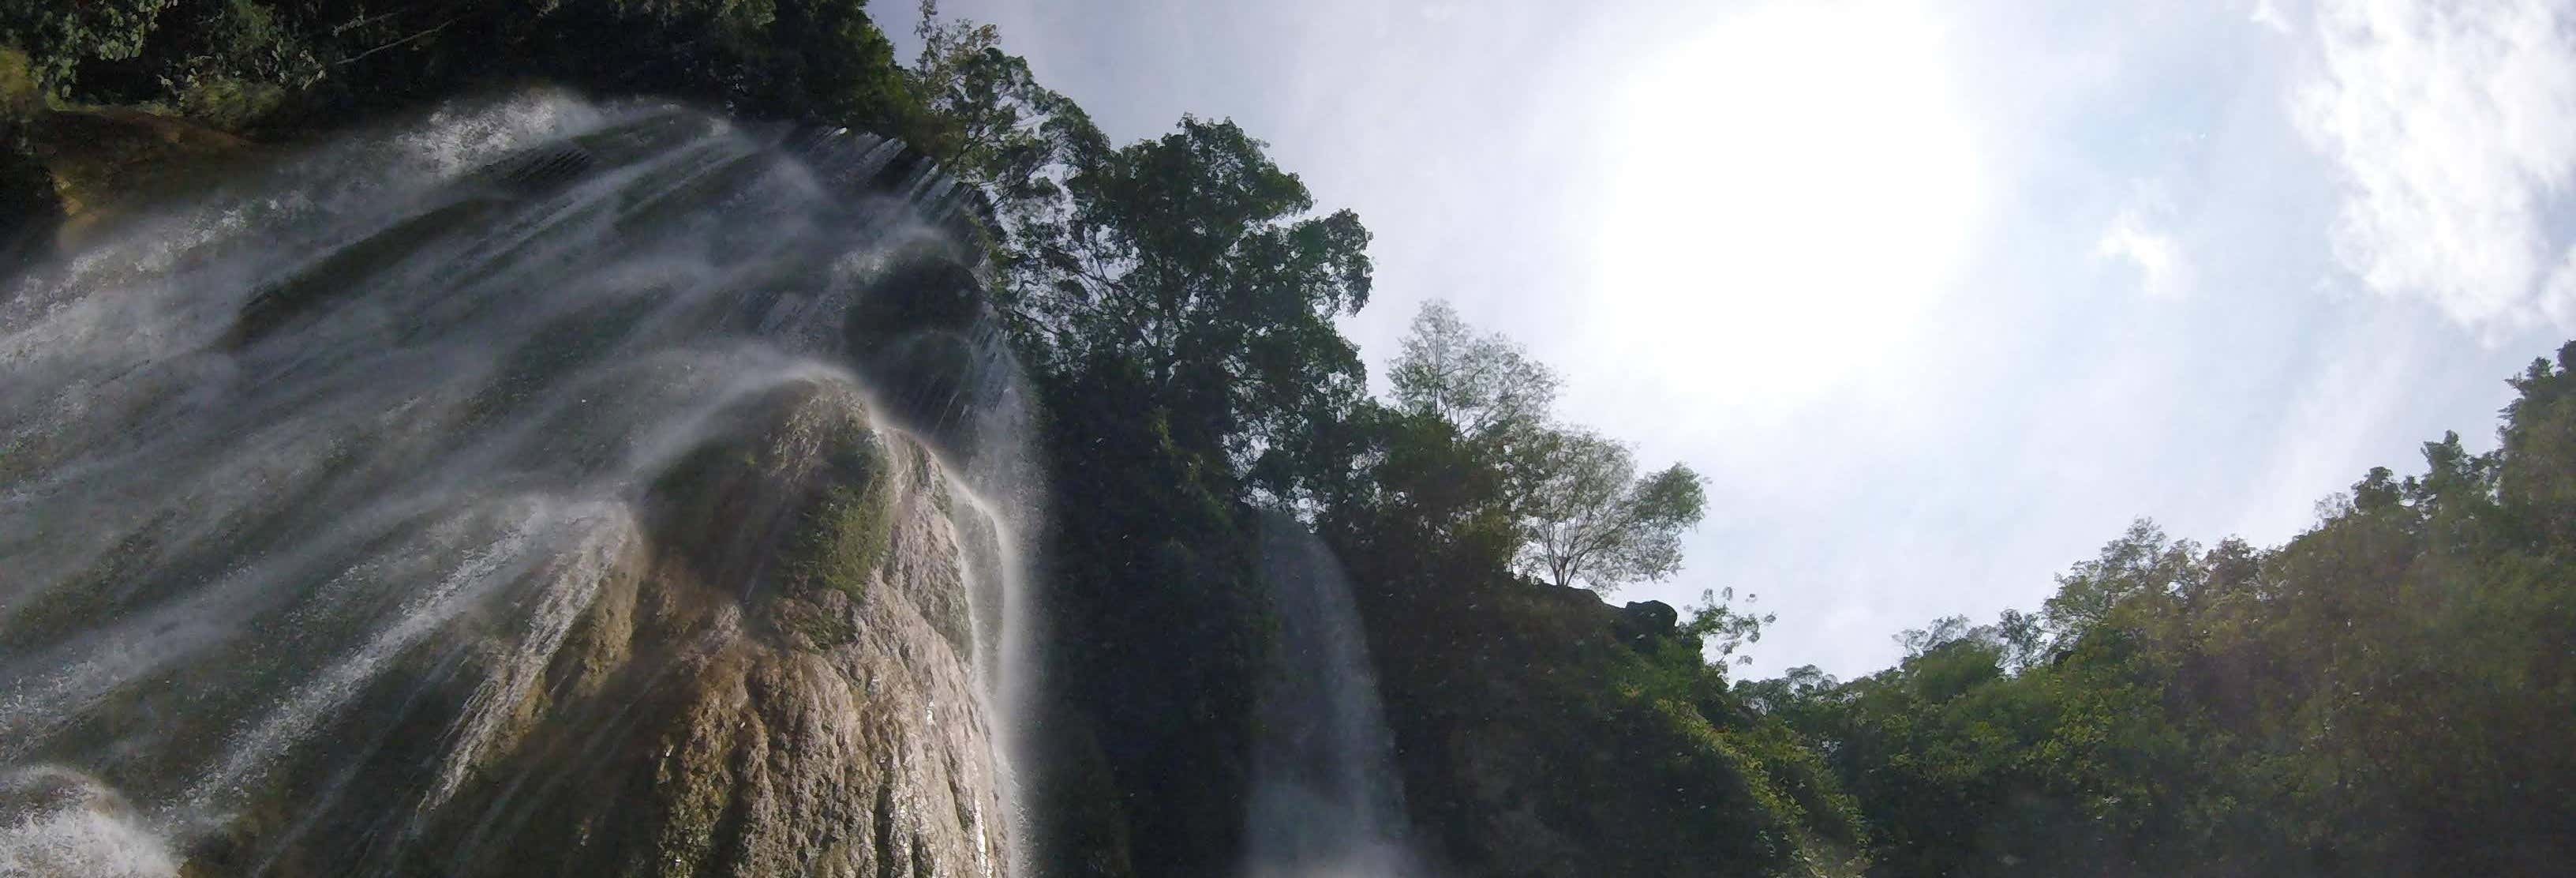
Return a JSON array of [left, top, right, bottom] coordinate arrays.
[[889, 0, 2576, 679]]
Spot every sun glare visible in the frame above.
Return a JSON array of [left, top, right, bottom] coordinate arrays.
[[1584, 0, 1985, 425]]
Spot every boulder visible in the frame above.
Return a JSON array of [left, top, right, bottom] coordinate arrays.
[[1615, 599, 1681, 648]]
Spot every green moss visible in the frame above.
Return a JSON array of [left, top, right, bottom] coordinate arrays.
[[782, 478, 892, 601], [770, 584, 861, 652], [0, 48, 39, 116], [174, 74, 286, 132], [780, 600, 859, 650], [645, 726, 735, 876], [642, 441, 758, 576], [768, 405, 895, 602], [647, 443, 751, 510]]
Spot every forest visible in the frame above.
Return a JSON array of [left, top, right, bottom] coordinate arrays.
[[6, 0, 2572, 875]]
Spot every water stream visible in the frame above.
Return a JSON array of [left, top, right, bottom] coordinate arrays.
[[1244, 514, 1421, 877], [0, 92, 1039, 876]]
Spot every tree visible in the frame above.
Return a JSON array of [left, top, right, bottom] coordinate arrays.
[[1515, 428, 1705, 592], [1389, 298, 1559, 439], [1682, 587, 1774, 666], [905, 1, 1104, 238], [1, 0, 174, 96], [2039, 518, 2195, 644], [903, 28, 1380, 869], [1893, 614, 1977, 660], [1378, 300, 1707, 593], [976, 112, 1370, 500]]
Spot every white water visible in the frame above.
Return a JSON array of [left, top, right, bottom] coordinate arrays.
[[0, 92, 1041, 873], [1244, 515, 1423, 877], [0, 767, 181, 878]]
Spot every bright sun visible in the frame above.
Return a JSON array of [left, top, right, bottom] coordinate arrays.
[[1584, 0, 1985, 426]]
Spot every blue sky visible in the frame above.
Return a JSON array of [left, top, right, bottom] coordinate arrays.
[[890, 0, 2576, 678]]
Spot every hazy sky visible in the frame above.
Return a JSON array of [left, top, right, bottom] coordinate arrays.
[[890, 0, 2576, 678]]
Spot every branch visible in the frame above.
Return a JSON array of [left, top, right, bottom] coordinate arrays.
[[331, 7, 409, 36], [337, 17, 459, 66]]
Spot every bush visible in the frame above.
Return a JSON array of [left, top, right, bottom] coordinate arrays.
[[0, 0, 175, 98]]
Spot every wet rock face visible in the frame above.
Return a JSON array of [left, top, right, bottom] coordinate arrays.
[[139, 385, 1011, 878], [0, 96, 1023, 877], [404, 385, 1006, 878], [5, 103, 259, 258], [841, 244, 1026, 475]]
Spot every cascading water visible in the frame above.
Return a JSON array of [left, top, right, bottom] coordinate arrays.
[[0, 92, 1042, 876], [1243, 514, 1421, 877]]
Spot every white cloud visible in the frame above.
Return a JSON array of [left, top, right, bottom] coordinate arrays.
[[2290, 0, 2576, 329], [2252, 0, 2295, 34], [2547, 244, 2576, 327], [2097, 209, 2188, 298]]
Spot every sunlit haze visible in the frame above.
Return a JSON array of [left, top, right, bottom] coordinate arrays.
[[1587, 1, 1984, 424]]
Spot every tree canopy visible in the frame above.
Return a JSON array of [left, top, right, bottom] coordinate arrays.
[[1744, 351, 2576, 875], [1390, 299, 1559, 438], [1515, 429, 1705, 591], [1380, 300, 1708, 593]]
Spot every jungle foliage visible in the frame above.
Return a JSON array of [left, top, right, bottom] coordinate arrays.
[[1745, 355, 2576, 876]]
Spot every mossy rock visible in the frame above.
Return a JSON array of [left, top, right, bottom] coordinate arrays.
[[0, 48, 40, 118], [15, 105, 253, 252], [646, 386, 876, 577], [778, 455, 897, 602], [773, 590, 862, 651], [641, 381, 921, 653], [174, 73, 290, 133]]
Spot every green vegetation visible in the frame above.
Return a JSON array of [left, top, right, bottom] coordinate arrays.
[[1743, 352, 2576, 876], [1320, 304, 1839, 875], [784, 475, 893, 601], [1387, 300, 1708, 592], [0, 47, 36, 112]]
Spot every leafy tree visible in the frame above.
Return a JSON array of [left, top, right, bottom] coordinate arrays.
[[1377, 301, 1707, 593], [1752, 339, 2576, 876], [1681, 587, 1773, 666], [1515, 428, 1705, 592], [2038, 518, 2195, 644], [972, 111, 1372, 501], [1, 0, 174, 96], [1388, 298, 1559, 438], [904, 2, 1103, 241]]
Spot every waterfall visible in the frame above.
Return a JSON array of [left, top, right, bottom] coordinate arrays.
[[1243, 515, 1421, 877], [0, 92, 1041, 876]]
